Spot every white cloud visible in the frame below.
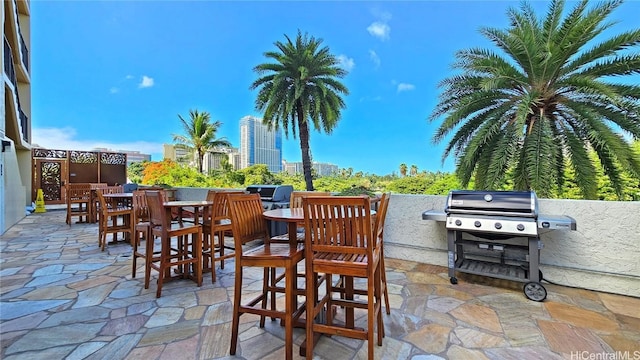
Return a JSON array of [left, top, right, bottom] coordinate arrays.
[[110, 87, 119, 94], [397, 83, 416, 92], [125, 75, 134, 80], [367, 21, 390, 41], [369, 50, 381, 68], [32, 127, 164, 158], [139, 75, 154, 88], [337, 54, 355, 72]]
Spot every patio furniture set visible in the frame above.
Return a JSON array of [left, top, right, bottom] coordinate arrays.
[[64, 184, 391, 360]]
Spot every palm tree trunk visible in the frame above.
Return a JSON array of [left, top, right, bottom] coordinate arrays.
[[297, 106, 314, 191]]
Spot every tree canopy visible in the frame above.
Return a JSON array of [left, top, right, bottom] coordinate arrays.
[[251, 30, 349, 191], [430, 0, 640, 199]]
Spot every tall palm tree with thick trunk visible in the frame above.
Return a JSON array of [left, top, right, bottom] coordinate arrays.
[[430, 0, 640, 199], [251, 30, 349, 191], [172, 109, 231, 174]]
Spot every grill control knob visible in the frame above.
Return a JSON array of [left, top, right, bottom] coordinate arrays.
[[495, 222, 502, 230], [455, 219, 462, 226], [517, 224, 525, 231], [474, 221, 482, 228]]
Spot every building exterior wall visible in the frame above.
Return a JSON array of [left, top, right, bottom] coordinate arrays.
[[239, 115, 282, 172], [1, 0, 31, 235]]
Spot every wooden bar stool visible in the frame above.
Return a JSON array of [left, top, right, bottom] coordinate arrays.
[[145, 191, 202, 298], [227, 193, 305, 360], [302, 195, 384, 360]]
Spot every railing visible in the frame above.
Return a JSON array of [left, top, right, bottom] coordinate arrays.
[[4, 37, 17, 86], [19, 32, 28, 71], [4, 36, 29, 143], [13, 0, 29, 72], [19, 108, 29, 142]]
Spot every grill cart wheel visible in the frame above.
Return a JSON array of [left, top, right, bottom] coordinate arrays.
[[450, 277, 458, 285], [523, 282, 547, 302]]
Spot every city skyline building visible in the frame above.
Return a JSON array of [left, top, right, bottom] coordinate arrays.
[[239, 115, 282, 173], [163, 143, 193, 166], [283, 160, 339, 177], [203, 146, 240, 173]]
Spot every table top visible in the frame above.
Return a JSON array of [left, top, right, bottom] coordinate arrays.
[[163, 200, 213, 207], [263, 208, 376, 222], [263, 208, 305, 222]]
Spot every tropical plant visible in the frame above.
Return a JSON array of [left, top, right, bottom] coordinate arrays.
[[430, 0, 640, 199], [127, 161, 147, 184], [251, 30, 349, 191], [172, 109, 232, 174]]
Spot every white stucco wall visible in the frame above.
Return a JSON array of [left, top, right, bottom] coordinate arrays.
[[1, 148, 27, 235], [174, 188, 640, 297]]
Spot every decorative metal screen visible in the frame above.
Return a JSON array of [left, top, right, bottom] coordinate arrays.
[[32, 148, 66, 159], [101, 152, 126, 165], [32, 148, 128, 203], [40, 161, 62, 201], [70, 151, 98, 164]]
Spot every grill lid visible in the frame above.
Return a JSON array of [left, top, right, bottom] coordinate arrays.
[[245, 185, 293, 202], [445, 190, 538, 218]]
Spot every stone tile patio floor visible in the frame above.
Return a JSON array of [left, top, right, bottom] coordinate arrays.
[[1, 210, 639, 360]]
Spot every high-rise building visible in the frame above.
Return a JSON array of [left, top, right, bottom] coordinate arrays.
[[240, 116, 282, 172], [283, 160, 339, 177], [163, 144, 193, 166], [1, 0, 31, 234], [203, 147, 240, 173]]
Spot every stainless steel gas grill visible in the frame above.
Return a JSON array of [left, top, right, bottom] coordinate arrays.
[[245, 185, 293, 210], [246, 184, 294, 236], [422, 190, 576, 301]]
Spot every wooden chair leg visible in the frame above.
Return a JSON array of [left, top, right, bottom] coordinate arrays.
[[144, 235, 154, 290], [284, 265, 295, 360], [260, 267, 268, 327], [229, 263, 243, 355], [381, 251, 391, 315], [218, 231, 225, 269]]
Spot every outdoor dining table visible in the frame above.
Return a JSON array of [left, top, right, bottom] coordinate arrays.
[[262, 206, 377, 355], [262, 207, 378, 246], [160, 200, 213, 280], [162, 200, 213, 225], [262, 208, 305, 246]]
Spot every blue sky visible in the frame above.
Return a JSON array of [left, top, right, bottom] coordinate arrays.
[[31, 0, 640, 176]]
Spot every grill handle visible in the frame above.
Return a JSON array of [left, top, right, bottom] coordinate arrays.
[[445, 208, 536, 218]]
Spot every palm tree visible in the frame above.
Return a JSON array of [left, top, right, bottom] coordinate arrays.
[[399, 163, 408, 177], [172, 109, 232, 174], [410, 165, 418, 177], [251, 30, 349, 191], [430, 0, 640, 199]]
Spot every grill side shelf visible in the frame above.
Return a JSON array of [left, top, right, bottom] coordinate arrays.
[[422, 210, 446, 222]]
